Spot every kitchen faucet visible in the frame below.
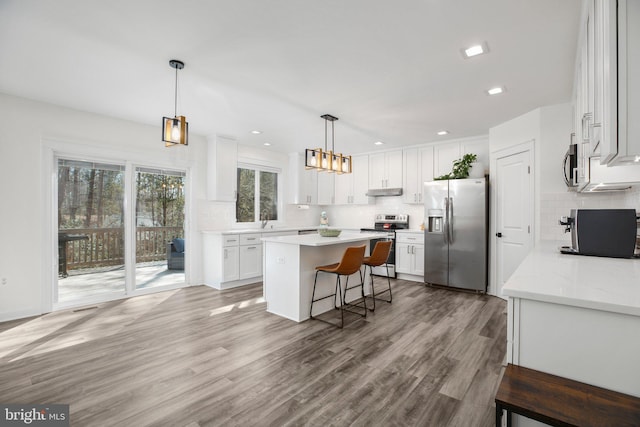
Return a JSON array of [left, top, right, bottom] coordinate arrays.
[[261, 211, 269, 229]]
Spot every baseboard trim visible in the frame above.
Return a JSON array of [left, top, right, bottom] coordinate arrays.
[[0, 307, 44, 323]]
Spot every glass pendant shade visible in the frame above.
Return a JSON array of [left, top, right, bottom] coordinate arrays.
[[341, 155, 352, 174], [163, 115, 188, 146], [305, 148, 323, 169]]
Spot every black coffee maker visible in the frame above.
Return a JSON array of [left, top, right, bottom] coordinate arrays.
[[559, 209, 637, 258]]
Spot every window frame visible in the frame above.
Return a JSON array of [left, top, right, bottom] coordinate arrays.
[[235, 162, 283, 227]]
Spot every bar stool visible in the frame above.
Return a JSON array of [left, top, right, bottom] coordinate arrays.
[[363, 240, 393, 312], [310, 244, 366, 328]]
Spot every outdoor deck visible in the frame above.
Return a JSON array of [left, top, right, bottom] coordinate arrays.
[[58, 262, 185, 302]]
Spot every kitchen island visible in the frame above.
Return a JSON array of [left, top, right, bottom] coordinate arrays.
[[502, 241, 640, 426], [261, 232, 380, 322]]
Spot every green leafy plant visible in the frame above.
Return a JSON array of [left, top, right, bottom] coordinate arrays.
[[434, 153, 478, 180]]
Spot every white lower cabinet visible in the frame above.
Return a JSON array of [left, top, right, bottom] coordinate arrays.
[[223, 245, 239, 282], [239, 242, 262, 279], [395, 232, 424, 278], [204, 232, 263, 289]]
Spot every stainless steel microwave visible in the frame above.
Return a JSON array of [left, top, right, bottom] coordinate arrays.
[[563, 141, 578, 188]]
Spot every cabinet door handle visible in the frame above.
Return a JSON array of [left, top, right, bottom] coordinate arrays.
[[247, 246, 257, 250], [407, 246, 410, 254], [224, 249, 228, 259], [246, 238, 256, 241]]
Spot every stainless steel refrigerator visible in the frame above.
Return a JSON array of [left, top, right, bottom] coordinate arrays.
[[424, 177, 487, 292]]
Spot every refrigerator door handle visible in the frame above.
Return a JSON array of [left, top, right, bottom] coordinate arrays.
[[448, 197, 454, 243], [443, 197, 449, 244]]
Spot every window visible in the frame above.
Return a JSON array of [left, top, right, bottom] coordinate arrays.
[[236, 165, 280, 223]]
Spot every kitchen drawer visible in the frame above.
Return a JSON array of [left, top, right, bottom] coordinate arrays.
[[223, 235, 240, 247], [397, 233, 423, 244], [240, 233, 262, 245]]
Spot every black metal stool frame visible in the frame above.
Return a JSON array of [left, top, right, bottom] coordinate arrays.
[[366, 262, 392, 312], [310, 269, 366, 329]]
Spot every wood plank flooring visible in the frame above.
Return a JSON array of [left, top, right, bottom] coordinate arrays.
[[0, 280, 506, 427]]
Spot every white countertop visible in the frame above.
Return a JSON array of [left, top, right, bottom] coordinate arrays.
[[502, 241, 640, 316], [261, 231, 381, 247], [202, 227, 317, 235]]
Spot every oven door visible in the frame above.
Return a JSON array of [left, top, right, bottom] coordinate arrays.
[[368, 236, 396, 278]]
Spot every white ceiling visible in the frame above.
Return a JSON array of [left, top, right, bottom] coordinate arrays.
[[0, 0, 582, 154]]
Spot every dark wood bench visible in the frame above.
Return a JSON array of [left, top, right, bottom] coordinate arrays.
[[495, 364, 640, 427]]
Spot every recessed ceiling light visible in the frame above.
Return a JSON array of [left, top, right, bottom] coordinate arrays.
[[487, 86, 504, 96], [263, 142, 271, 146], [462, 42, 489, 59], [374, 141, 384, 146], [437, 130, 449, 136], [251, 130, 262, 134]]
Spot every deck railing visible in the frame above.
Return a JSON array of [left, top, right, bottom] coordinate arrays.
[[60, 227, 184, 270]]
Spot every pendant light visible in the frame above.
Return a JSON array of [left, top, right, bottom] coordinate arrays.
[[162, 59, 188, 147], [305, 114, 352, 174]]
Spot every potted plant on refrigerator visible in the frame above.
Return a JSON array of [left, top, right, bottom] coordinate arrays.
[[434, 153, 478, 180]]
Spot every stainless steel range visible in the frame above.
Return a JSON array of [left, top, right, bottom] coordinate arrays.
[[360, 214, 409, 278]]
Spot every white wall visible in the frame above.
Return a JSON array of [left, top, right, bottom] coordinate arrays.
[[0, 93, 208, 321], [489, 102, 640, 280]]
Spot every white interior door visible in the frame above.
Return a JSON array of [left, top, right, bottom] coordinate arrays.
[[495, 149, 533, 298]]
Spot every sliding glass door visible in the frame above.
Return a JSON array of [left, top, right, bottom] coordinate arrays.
[[57, 159, 126, 303], [55, 158, 187, 306], [134, 167, 185, 290]]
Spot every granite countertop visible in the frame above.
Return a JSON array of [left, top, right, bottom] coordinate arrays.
[[502, 241, 640, 316], [261, 231, 381, 247]]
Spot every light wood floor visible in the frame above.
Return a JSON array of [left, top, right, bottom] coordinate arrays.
[[0, 280, 506, 427]]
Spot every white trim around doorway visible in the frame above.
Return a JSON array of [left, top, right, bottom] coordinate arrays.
[[488, 139, 535, 297], [42, 137, 195, 313]]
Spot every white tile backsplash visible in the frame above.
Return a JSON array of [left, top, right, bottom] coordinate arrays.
[[540, 188, 640, 241]]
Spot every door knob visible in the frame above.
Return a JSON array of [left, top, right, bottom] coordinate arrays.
[[496, 232, 503, 238]]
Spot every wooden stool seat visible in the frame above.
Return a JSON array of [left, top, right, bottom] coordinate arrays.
[[495, 364, 640, 427]]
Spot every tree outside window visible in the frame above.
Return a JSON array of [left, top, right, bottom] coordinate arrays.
[[236, 167, 279, 223]]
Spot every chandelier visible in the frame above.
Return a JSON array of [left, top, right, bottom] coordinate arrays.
[[305, 114, 352, 174]]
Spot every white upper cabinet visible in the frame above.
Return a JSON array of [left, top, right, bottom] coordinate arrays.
[[581, 0, 640, 165], [317, 172, 335, 205], [369, 150, 403, 189], [335, 155, 372, 205], [605, 0, 640, 164], [433, 143, 461, 178], [434, 138, 489, 179], [461, 138, 489, 176], [403, 146, 434, 204], [207, 135, 238, 201], [288, 153, 318, 204]]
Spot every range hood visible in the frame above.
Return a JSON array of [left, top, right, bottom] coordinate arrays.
[[366, 188, 403, 197]]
